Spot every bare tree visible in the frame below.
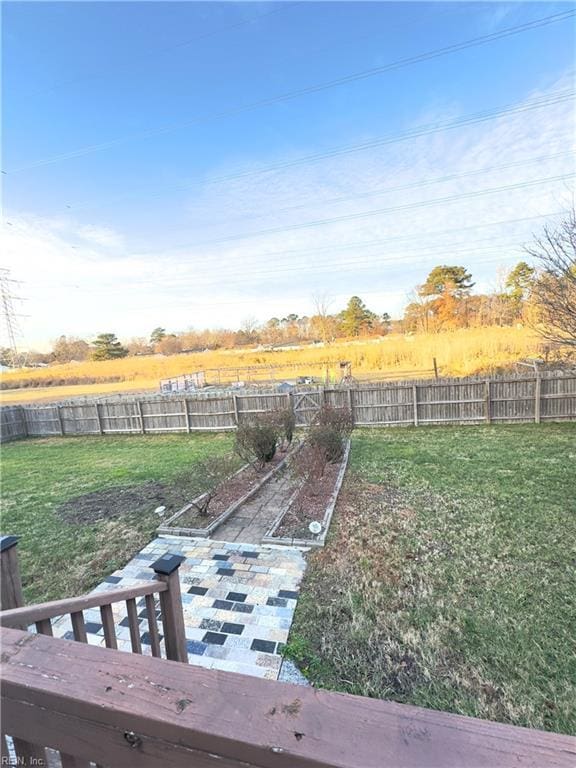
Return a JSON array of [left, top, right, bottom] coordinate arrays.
[[526, 210, 576, 347], [311, 291, 334, 344]]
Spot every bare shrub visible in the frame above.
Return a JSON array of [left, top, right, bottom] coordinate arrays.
[[182, 454, 239, 516], [235, 415, 281, 466], [308, 405, 353, 463], [293, 440, 328, 488], [272, 407, 296, 448]]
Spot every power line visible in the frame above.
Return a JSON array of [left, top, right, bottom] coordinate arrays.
[[97, 210, 561, 270], [6, 8, 574, 174], [192, 149, 576, 223], [117, 236, 529, 292], [149, 173, 574, 251], [68, 90, 574, 211], [107, 252, 536, 314]]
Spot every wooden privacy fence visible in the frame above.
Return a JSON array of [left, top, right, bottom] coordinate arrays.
[[1, 374, 576, 442]]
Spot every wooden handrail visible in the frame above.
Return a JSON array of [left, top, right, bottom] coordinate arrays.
[[0, 581, 167, 627], [2, 627, 575, 768]]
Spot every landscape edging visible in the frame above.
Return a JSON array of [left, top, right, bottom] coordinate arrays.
[[262, 438, 351, 548], [156, 445, 298, 538]]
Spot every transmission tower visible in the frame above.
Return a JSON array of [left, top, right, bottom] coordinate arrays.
[[0, 268, 27, 367]]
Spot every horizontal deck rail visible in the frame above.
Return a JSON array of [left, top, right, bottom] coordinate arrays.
[[1, 627, 575, 768], [0, 581, 168, 627]]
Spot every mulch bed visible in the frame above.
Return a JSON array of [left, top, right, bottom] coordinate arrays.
[[169, 451, 286, 529], [273, 458, 343, 540]]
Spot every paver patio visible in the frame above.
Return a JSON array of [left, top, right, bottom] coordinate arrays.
[[50, 535, 307, 680]]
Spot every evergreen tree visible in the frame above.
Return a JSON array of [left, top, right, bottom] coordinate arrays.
[[91, 333, 128, 361], [150, 327, 167, 345], [339, 296, 376, 336]]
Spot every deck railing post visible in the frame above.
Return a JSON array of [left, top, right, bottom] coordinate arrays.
[[1, 535, 26, 630], [150, 553, 188, 663]]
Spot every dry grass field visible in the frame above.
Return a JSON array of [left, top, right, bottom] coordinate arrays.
[[1, 326, 543, 404]]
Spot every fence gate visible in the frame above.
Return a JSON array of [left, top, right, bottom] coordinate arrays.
[[293, 391, 323, 426]]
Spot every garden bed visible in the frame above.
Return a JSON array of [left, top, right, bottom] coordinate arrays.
[[157, 448, 294, 538], [263, 440, 350, 547]]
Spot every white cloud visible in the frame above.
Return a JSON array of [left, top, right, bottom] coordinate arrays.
[[2, 74, 575, 349]]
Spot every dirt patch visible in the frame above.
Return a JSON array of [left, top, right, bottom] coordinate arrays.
[[166, 451, 286, 529], [273, 459, 342, 539], [57, 480, 196, 524]]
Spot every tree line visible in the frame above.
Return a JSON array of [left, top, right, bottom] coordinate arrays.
[[5, 211, 575, 365]]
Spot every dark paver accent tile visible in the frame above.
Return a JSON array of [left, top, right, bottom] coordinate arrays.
[[63, 631, 75, 641], [213, 599, 233, 610], [217, 568, 235, 576], [241, 551, 259, 558], [84, 622, 103, 634], [188, 586, 208, 596], [278, 590, 299, 600], [187, 640, 207, 656], [104, 576, 121, 584], [200, 619, 222, 631], [232, 603, 254, 614], [202, 631, 227, 646], [221, 622, 244, 635], [266, 597, 288, 607], [250, 639, 276, 654], [226, 591, 247, 602], [138, 609, 162, 620], [276, 643, 286, 656], [140, 631, 163, 645], [119, 617, 133, 628], [212, 554, 229, 561]]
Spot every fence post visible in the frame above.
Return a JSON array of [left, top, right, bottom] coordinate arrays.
[[56, 406, 64, 436], [534, 376, 542, 424], [347, 388, 354, 424], [412, 384, 419, 426], [151, 553, 188, 663], [0, 536, 25, 627], [136, 400, 145, 434], [20, 406, 28, 438], [484, 380, 491, 424], [182, 399, 191, 433], [232, 394, 239, 426], [95, 404, 103, 435]]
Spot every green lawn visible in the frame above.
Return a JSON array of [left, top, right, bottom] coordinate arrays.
[[287, 424, 576, 735], [0, 434, 234, 603]]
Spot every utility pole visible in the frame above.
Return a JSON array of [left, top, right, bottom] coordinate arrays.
[[0, 268, 27, 367]]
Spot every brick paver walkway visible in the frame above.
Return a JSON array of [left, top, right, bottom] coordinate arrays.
[[50, 535, 306, 680], [215, 466, 296, 543]]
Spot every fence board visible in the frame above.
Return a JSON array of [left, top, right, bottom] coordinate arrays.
[[0, 406, 27, 443], [2, 374, 575, 439]]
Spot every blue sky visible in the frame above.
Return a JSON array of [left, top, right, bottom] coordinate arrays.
[[2, 1, 575, 348]]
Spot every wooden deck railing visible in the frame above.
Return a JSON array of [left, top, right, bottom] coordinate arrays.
[[2, 626, 575, 768], [0, 538, 189, 767]]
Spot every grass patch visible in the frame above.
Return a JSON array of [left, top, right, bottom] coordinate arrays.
[[0, 434, 234, 602], [288, 424, 576, 734]]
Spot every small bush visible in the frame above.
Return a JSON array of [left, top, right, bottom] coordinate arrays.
[[293, 440, 328, 486], [272, 407, 296, 447], [235, 416, 280, 466], [308, 405, 353, 463]]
